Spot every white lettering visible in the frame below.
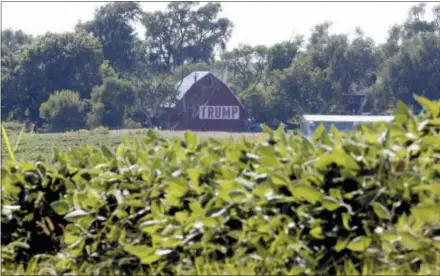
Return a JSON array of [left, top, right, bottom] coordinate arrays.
[[232, 106, 239, 119], [199, 106, 240, 120], [215, 106, 221, 118], [201, 106, 206, 119]]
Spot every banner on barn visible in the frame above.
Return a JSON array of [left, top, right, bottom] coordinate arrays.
[[199, 105, 240, 120]]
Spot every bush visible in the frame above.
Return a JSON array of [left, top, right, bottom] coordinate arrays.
[[93, 126, 110, 135], [39, 90, 87, 132], [124, 118, 143, 129], [2, 97, 440, 275], [64, 129, 90, 135], [63, 126, 109, 135], [87, 62, 137, 129]]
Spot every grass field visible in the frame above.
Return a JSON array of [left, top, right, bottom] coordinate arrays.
[[1, 121, 265, 162]]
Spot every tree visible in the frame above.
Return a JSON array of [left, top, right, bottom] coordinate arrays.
[[76, 2, 143, 73], [381, 25, 403, 60], [381, 4, 440, 60], [372, 3, 440, 112], [269, 53, 339, 124], [88, 61, 137, 128], [345, 28, 379, 89], [239, 84, 276, 126], [401, 3, 438, 39], [131, 75, 179, 128], [1, 29, 34, 57], [267, 36, 304, 72], [39, 90, 87, 132], [298, 23, 380, 116], [143, 2, 233, 72], [1, 31, 104, 124], [1, 29, 34, 119], [221, 44, 268, 93], [377, 33, 440, 111], [306, 22, 351, 92]]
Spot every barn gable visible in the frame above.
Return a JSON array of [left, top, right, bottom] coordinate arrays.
[[164, 71, 249, 131], [176, 71, 210, 101], [164, 71, 245, 109]]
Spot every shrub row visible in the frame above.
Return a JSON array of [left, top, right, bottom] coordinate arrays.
[[63, 126, 110, 135], [2, 97, 440, 275]]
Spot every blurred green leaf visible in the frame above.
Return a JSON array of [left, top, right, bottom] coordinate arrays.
[[371, 202, 391, 220], [342, 213, 352, 231], [64, 233, 81, 245], [400, 233, 420, 250], [175, 211, 188, 223], [412, 184, 440, 196], [187, 168, 201, 187], [310, 226, 325, 239], [64, 209, 90, 221], [140, 220, 164, 234], [322, 196, 341, 211], [166, 179, 188, 198], [414, 95, 439, 117], [347, 236, 371, 252], [335, 237, 350, 252], [184, 131, 198, 150], [123, 244, 161, 264], [50, 200, 70, 216], [290, 185, 322, 204], [312, 123, 326, 142], [411, 205, 440, 223], [101, 145, 114, 159]]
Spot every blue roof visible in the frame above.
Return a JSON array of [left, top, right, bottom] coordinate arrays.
[[302, 114, 394, 123], [176, 71, 210, 100]]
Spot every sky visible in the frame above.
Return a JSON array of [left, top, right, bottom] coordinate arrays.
[[1, 1, 437, 50]]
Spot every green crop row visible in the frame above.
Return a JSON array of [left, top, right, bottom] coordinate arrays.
[[1, 96, 440, 275], [0, 121, 263, 163]]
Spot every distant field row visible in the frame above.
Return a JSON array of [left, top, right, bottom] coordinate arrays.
[[1, 124, 266, 162]]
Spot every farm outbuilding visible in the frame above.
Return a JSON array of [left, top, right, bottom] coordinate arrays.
[[164, 71, 248, 132]]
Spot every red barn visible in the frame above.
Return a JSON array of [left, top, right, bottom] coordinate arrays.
[[165, 71, 248, 132]]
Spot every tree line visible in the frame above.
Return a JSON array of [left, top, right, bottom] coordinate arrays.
[[1, 2, 439, 132]]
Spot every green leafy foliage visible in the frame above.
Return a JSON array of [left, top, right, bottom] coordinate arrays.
[[2, 100, 440, 275], [1, 31, 104, 124], [87, 61, 137, 129], [40, 90, 88, 132]]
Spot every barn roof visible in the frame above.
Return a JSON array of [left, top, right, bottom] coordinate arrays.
[[176, 71, 210, 100], [163, 71, 245, 109]]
